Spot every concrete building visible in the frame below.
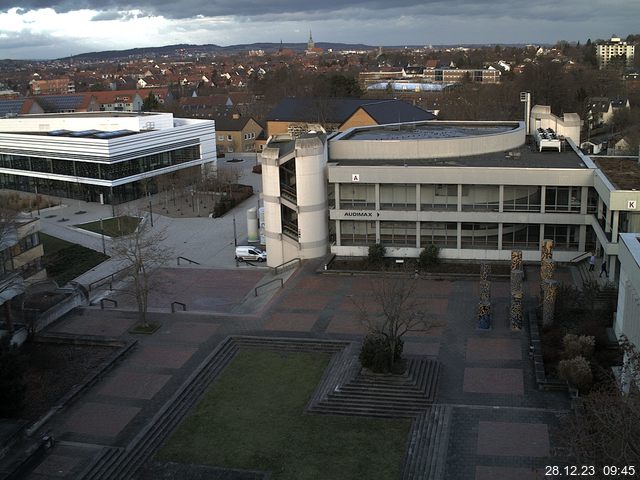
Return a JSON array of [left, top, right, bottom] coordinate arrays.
[[614, 232, 640, 389], [259, 106, 640, 277], [597, 36, 635, 69], [1, 216, 46, 332], [0, 112, 216, 204]]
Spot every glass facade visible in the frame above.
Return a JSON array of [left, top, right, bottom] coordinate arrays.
[[0, 165, 201, 204], [0, 145, 200, 181]]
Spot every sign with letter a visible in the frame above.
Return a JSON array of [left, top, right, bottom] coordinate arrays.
[[351, 174, 360, 182]]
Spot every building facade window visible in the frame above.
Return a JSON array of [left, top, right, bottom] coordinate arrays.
[[461, 185, 499, 211], [501, 224, 540, 250], [461, 223, 499, 249], [503, 186, 541, 212], [339, 183, 376, 210], [421, 184, 457, 210], [380, 221, 416, 246], [420, 222, 457, 248], [340, 220, 376, 245], [380, 184, 415, 210], [545, 186, 581, 212], [545, 224, 580, 250]]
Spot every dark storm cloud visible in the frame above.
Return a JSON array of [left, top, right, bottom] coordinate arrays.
[[0, 0, 588, 21]]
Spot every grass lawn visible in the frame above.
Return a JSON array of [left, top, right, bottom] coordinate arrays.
[[40, 233, 109, 285], [158, 350, 411, 479], [75, 215, 140, 237]]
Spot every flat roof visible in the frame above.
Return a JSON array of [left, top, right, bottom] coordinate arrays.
[[343, 122, 518, 141], [329, 143, 588, 169], [16, 111, 161, 119], [2, 129, 140, 139], [593, 157, 640, 190]]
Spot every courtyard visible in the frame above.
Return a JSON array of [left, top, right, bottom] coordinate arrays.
[[11, 257, 573, 480]]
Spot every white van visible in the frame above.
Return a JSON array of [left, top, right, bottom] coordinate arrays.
[[235, 246, 267, 262]]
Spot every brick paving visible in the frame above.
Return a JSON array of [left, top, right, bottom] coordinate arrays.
[[463, 368, 525, 395], [475, 466, 542, 480], [97, 371, 172, 400], [22, 262, 576, 479], [477, 421, 550, 457], [63, 402, 141, 438]]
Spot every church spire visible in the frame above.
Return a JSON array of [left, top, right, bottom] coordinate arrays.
[[307, 30, 314, 51]]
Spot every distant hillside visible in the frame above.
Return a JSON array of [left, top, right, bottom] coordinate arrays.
[[60, 42, 377, 61]]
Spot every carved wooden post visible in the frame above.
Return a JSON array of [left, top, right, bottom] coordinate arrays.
[[510, 292, 524, 330], [477, 263, 492, 330], [542, 279, 558, 326], [510, 250, 524, 331], [511, 249, 523, 271]]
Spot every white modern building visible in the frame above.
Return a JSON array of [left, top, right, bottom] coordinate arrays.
[[0, 112, 216, 204], [259, 106, 640, 277], [597, 35, 635, 69]]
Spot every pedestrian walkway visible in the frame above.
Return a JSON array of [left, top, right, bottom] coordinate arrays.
[[18, 259, 572, 480]]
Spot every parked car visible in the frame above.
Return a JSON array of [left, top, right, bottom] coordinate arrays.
[[235, 246, 267, 262]]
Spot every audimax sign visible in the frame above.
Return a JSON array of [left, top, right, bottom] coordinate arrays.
[[341, 211, 380, 218]]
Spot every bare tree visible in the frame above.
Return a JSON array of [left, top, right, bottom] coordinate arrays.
[[355, 275, 439, 372], [110, 217, 174, 327], [556, 335, 640, 472]]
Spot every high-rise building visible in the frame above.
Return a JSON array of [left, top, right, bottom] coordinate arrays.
[[596, 35, 635, 69]]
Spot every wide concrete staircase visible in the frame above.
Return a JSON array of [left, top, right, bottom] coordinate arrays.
[[307, 352, 440, 418], [401, 405, 452, 480]]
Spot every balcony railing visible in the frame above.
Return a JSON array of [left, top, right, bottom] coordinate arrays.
[[280, 184, 297, 203], [282, 221, 299, 241]]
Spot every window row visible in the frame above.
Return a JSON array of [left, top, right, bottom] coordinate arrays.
[[337, 184, 586, 212], [339, 221, 580, 250], [0, 146, 200, 181], [10, 232, 41, 256]]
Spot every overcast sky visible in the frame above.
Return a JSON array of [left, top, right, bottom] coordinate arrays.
[[0, 1, 638, 60]]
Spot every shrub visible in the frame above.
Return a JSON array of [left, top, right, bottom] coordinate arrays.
[[367, 243, 386, 268], [359, 333, 403, 374], [562, 334, 596, 359], [418, 244, 440, 270], [558, 355, 593, 389]]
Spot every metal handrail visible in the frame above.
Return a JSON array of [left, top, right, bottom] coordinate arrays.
[[569, 251, 592, 263], [254, 278, 283, 296], [171, 301, 187, 312], [88, 266, 131, 292], [100, 298, 117, 309], [273, 257, 301, 275], [177, 256, 201, 266]]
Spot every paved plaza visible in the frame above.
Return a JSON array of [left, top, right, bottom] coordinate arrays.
[[18, 256, 573, 480]]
